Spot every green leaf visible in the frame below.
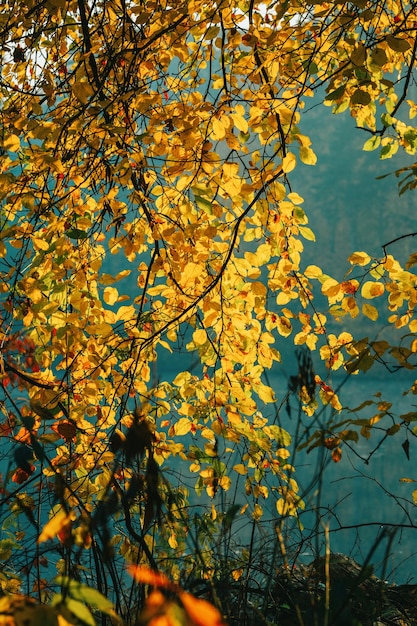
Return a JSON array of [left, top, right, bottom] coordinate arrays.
[[0, 539, 17, 560], [222, 504, 241, 530], [404, 130, 417, 152], [380, 143, 399, 160], [66, 228, 89, 240], [55, 578, 116, 613], [194, 195, 213, 213], [381, 113, 393, 127], [264, 425, 292, 446], [325, 85, 346, 102], [65, 599, 95, 626]]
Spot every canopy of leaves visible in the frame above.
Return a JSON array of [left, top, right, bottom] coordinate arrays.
[[0, 0, 417, 621]]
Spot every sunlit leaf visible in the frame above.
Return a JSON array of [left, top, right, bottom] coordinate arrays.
[[233, 464, 247, 475], [282, 153, 296, 173], [299, 146, 317, 165], [103, 287, 119, 305], [38, 511, 71, 544], [362, 303, 378, 320], [128, 566, 173, 589], [363, 136, 381, 152], [361, 281, 384, 299], [331, 447, 342, 463], [72, 81, 94, 104], [4, 133, 20, 152], [179, 592, 224, 626], [349, 251, 371, 266]]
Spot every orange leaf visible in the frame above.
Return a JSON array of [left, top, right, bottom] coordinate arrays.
[[331, 447, 342, 463], [127, 565, 173, 590], [146, 590, 166, 609], [38, 511, 72, 543], [179, 592, 224, 626], [12, 465, 35, 484]]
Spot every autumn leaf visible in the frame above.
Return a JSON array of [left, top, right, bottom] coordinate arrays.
[[299, 146, 317, 165], [331, 447, 343, 463], [38, 511, 72, 544], [361, 281, 385, 299], [282, 153, 297, 173], [0, 0, 417, 606], [179, 592, 225, 626], [362, 303, 379, 320], [128, 565, 173, 590]]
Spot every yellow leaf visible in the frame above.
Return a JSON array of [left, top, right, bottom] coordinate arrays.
[[232, 569, 243, 581], [101, 270, 131, 285], [252, 503, 263, 520], [231, 111, 248, 133], [211, 117, 226, 140], [233, 464, 247, 475], [173, 417, 191, 436], [158, 339, 173, 352], [72, 81, 94, 104], [38, 511, 71, 544], [321, 278, 341, 298], [304, 265, 323, 279], [299, 226, 316, 241], [256, 383, 275, 403], [32, 237, 50, 251], [172, 371, 192, 387], [277, 317, 292, 337], [348, 251, 371, 266], [251, 281, 267, 296], [282, 153, 296, 173], [4, 133, 20, 152], [276, 498, 296, 517], [363, 136, 381, 151], [299, 146, 317, 165], [362, 303, 378, 320], [361, 281, 384, 299], [103, 286, 119, 305], [116, 305, 136, 321]]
